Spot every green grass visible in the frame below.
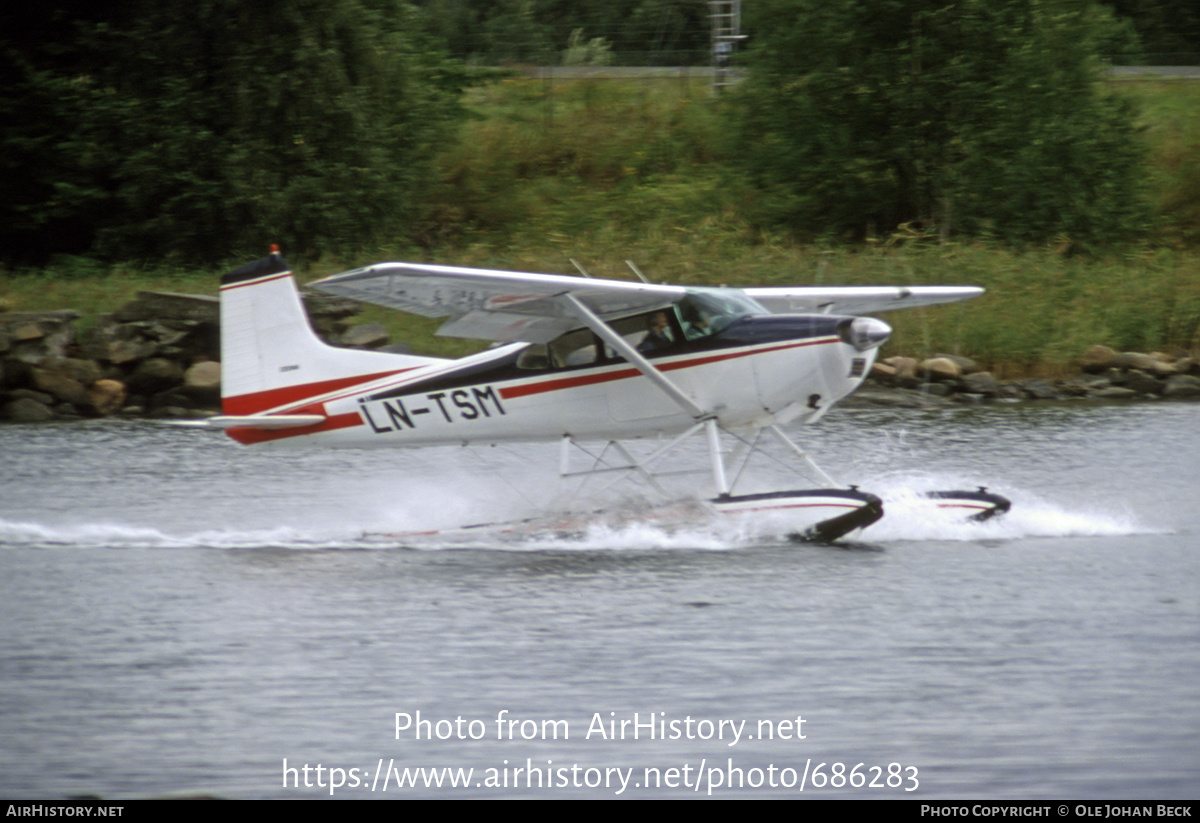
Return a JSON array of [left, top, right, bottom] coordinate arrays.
[[4, 240, 1198, 369], [0, 262, 216, 318], [0, 258, 488, 360], [1121, 79, 1200, 245], [423, 75, 733, 247]]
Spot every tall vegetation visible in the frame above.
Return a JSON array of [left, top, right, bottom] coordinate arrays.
[[3, 0, 1199, 268], [733, 0, 1151, 246]]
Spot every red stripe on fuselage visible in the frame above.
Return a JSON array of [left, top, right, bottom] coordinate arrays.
[[223, 369, 415, 415], [226, 411, 363, 445]]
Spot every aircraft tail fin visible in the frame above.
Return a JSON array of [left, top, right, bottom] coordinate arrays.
[[219, 247, 443, 416]]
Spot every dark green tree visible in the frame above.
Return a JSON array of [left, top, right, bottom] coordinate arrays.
[[1100, 0, 1200, 62], [2, 0, 465, 265], [0, 2, 117, 262], [410, 0, 708, 65], [734, 0, 1150, 246]]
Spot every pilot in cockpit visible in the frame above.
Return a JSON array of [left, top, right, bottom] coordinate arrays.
[[637, 311, 674, 352], [679, 301, 712, 340]]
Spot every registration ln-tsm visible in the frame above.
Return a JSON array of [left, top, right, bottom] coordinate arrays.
[[203, 247, 1009, 541]]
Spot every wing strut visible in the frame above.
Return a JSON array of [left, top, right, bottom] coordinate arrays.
[[558, 293, 709, 420], [558, 291, 745, 498]]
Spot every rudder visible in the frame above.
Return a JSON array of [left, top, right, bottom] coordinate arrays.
[[219, 247, 442, 415]]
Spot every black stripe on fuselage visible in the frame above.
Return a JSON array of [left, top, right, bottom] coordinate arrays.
[[363, 314, 843, 402], [221, 252, 290, 285]]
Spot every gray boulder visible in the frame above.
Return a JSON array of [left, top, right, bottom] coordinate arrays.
[[1080, 345, 1120, 373], [1, 395, 55, 422], [1163, 374, 1200, 399]]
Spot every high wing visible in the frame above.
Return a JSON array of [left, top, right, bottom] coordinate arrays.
[[743, 285, 983, 315], [311, 262, 983, 344], [310, 262, 685, 344]]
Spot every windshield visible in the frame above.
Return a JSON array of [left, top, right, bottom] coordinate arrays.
[[676, 288, 765, 338]]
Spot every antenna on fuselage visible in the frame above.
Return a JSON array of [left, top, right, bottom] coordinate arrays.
[[625, 260, 652, 284]]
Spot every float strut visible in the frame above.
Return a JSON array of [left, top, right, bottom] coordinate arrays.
[[706, 418, 730, 496]]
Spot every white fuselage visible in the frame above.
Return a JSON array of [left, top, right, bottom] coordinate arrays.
[[216, 256, 886, 450], [227, 326, 877, 448]]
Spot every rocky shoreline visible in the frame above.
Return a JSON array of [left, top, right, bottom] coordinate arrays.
[[2, 292, 1199, 423], [0, 290, 380, 423], [849, 347, 1200, 409]]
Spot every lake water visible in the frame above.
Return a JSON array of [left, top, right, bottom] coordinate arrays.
[[1, 402, 1197, 799]]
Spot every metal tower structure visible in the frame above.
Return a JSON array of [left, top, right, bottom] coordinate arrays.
[[710, 0, 746, 92]]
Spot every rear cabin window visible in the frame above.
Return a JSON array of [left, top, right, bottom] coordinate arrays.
[[549, 327, 598, 368]]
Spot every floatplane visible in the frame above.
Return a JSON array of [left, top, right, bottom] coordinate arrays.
[[204, 246, 1009, 542]]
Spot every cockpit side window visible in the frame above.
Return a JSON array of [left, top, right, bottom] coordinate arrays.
[[603, 309, 679, 360]]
